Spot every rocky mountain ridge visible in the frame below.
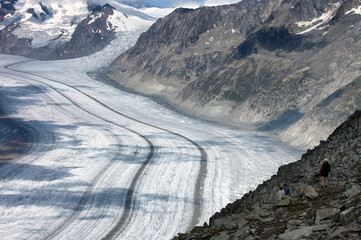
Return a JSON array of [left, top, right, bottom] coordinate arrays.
[[106, 0, 361, 148], [0, 0, 154, 59], [173, 110, 361, 239]]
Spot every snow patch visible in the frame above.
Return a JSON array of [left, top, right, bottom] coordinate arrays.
[[345, 5, 361, 15], [91, 29, 101, 33], [88, 12, 104, 25], [138, 7, 174, 19], [296, 4, 340, 35], [107, 10, 153, 32], [296, 11, 333, 28]]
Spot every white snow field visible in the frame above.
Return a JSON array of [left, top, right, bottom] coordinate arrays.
[[0, 0, 156, 49], [0, 50, 302, 238]]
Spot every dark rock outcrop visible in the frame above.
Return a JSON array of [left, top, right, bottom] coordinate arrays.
[[173, 110, 361, 239], [49, 4, 116, 59], [0, 22, 31, 56], [106, 0, 361, 148], [0, 0, 17, 22]]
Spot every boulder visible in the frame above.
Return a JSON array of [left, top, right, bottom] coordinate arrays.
[[277, 197, 291, 206], [344, 184, 361, 198], [312, 224, 331, 232], [315, 208, 340, 224], [211, 232, 230, 240], [278, 226, 314, 240], [287, 219, 304, 230], [213, 216, 237, 230], [304, 186, 319, 199], [237, 217, 248, 228]]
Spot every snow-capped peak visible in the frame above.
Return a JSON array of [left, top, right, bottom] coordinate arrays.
[[1, 0, 155, 49]]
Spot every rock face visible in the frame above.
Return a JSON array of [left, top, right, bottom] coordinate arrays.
[[106, 0, 361, 148], [173, 110, 361, 240], [50, 4, 116, 59], [0, 0, 17, 22]]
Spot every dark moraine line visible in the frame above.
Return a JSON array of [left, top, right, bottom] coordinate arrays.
[[5, 61, 208, 237]]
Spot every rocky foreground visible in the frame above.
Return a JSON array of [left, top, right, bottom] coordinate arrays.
[[173, 110, 361, 240]]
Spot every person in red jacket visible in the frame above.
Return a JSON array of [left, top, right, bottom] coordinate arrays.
[[320, 158, 331, 188]]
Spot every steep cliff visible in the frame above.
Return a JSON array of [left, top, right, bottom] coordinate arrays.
[[107, 0, 361, 148], [173, 110, 361, 239]]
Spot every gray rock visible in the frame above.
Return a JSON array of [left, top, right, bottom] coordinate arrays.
[[211, 232, 230, 240], [213, 216, 237, 230], [245, 236, 255, 240], [304, 186, 319, 199], [277, 197, 291, 206], [230, 229, 246, 238], [340, 207, 354, 216], [278, 226, 314, 240], [213, 217, 227, 228], [344, 184, 361, 198], [263, 217, 274, 222], [312, 224, 331, 232], [266, 234, 277, 240], [287, 219, 304, 230], [315, 208, 341, 224], [329, 226, 350, 238], [237, 217, 248, 228]]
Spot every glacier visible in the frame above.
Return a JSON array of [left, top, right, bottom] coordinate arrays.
[[0, 3, 303, 238]]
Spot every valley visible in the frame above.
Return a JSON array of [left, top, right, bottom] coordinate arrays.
[[0, 54, 301, 239], [0, 0, 360, 239]]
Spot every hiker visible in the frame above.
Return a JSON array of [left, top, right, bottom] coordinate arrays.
[[283, 184, 290, 195], [320, 158, 331, 188], [276, 186, 284, 201]]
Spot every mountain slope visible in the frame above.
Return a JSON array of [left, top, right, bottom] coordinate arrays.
[[173, 110, 361, 239], [106, 0, 361, 148], [0, 0, 155, 59]]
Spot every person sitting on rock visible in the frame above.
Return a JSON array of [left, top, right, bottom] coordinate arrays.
[[276, 186, 284, 201], [320, 158, 331, 188], [283, 184, 290, 195]]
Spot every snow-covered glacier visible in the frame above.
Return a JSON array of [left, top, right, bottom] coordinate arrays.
[[0, 52, 302, 239]]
